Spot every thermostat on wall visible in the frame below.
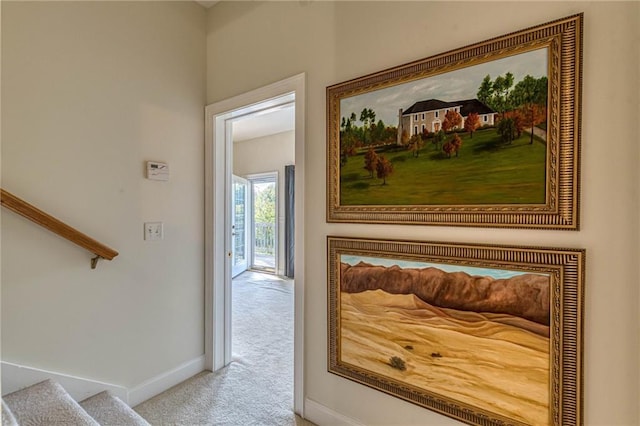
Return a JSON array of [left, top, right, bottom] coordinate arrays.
[[146, 161, 169, 181]]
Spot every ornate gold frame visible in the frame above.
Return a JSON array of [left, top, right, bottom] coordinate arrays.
[[327, 14, 582, 229], [328, 236, 584, 425]]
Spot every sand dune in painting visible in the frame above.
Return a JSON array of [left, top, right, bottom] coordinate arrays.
[[340, 289, 550, 425]]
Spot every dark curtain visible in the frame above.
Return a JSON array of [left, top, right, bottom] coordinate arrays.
[[284, 165, 295, 278]]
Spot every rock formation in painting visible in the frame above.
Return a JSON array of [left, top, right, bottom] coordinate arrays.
[[340, 261, 549, 325]]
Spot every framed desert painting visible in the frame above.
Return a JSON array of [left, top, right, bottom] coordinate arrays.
[[327, 14, 582, 229], [328, 236, 584, 426]]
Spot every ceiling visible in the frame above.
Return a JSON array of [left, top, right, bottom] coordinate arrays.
[[195, 1, 219, 8], [232, 103, 295, 143]]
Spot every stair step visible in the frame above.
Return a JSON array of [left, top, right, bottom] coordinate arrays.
[[80, 391, 150, 426], [3, 379, 99, 425], [2, 399, 18, 426]]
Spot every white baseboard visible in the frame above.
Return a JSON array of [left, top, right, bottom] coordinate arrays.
[[127, 355, 206, 407], [1, 361, 128, 402], [2, 355, 207, 408], [304, 397, 364, 426]]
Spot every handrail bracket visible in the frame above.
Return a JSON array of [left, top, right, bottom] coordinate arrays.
[[91, 256, 102, 270]]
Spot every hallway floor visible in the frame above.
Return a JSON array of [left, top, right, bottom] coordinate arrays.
[[133, 271, 312, 425]]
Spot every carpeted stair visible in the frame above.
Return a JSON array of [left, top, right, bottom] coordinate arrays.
[[80, 391, 149, 426], [2, 399, 18, 426], [2, 379, 150, 426]]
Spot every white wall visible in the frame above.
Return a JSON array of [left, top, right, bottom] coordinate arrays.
[[1, 1, 206, 388], [207, 2, 639, 425], [233, 130, 295, 276]]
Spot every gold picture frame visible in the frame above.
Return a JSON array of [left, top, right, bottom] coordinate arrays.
[[328, 236, 584, 426], [327, 14, 582, 229]]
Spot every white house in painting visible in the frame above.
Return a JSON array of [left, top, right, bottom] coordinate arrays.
[[397, 98, 497, 144]]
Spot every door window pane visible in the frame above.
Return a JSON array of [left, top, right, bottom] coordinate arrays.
[[252, 179, 276, 271], [233, 182, 246, 266]]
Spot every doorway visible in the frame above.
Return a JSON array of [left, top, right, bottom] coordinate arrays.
[[205, 74, 305, 415]]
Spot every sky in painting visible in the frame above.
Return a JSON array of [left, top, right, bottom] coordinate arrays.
[[340, 255, 548, 280], [340, 47, 548, 126]]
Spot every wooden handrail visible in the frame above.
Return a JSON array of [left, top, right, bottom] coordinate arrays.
[[1, 188, 118, 268]]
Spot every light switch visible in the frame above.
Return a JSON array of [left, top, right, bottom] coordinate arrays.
[[144, 222, 163, 241]]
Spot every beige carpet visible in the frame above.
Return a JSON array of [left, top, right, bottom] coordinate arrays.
[[135, 271, 314, 426], [3, 380, 99, 426]]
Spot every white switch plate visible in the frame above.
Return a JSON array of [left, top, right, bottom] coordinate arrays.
[[144, 222, 163, 241]]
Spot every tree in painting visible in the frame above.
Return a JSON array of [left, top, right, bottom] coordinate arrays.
[[432, 129, 445, 150], [340, 112, 359, 165], [408, 134, 424, 157], [442, 109, 462, 133], [443, 133, 463, 158], [510, 75, 548, 144], [477, 75, 494, 108], [520, 103, 547, 144], [359, 108, 376, 145], [464, 112, 481, 138], [364, 148, 379, 178], [376, 155, 393, 185], [496, 110, 525, 144], [490, 72, 515, 113]]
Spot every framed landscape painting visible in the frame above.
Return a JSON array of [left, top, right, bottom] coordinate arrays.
[[328, 236, 584, 426], [327, 14, 582, 228]]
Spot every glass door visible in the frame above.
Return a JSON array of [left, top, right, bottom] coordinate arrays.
[[232, 175, 249, 278], [250, 174, 277, 273]]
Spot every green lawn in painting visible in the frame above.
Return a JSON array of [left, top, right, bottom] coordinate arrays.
[[340, 129, 546, 205]]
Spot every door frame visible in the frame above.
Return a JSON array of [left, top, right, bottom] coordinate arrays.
[[204, 73, 305, 415]]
